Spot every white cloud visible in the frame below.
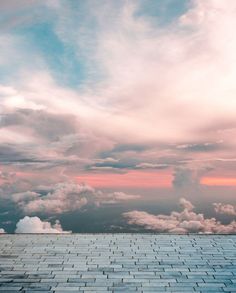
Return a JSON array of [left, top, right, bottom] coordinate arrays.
[[15, 216, 70, 233], [214, 203, 236, 216], [123, 198, 236, 234], [0, 228, 5, 233]]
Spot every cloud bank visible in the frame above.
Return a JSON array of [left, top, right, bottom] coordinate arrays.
[[123, 198, 236, 234], [10, 181, 140, 215]]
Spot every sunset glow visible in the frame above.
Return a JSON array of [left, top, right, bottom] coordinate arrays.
[[76, 171, 173, 188], [201, 177, 236, 187]]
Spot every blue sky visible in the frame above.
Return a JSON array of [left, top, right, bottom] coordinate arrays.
[[1, 0, 189, 88]]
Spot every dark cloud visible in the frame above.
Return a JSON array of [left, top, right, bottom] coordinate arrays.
[[0, 143, 45, 164], [176, 142, 223, 152], [88, 160, 137, 170], [1, 109, 77, 141], [99, 144, 148, 159], [172, 166, 213, 190], [172, 168, 199, 189], [0, 109, 96, 171], [112, 144, 147, 153]]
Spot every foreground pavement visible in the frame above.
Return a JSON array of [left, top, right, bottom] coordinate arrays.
[[0, 234, 236, 292]]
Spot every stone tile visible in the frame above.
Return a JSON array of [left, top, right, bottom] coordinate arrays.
[[0, 234, 235, 292]]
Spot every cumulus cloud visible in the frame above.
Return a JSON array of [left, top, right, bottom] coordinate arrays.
[[172, 167, 213, 191], [11, 191, 40, 203], [0, 228, 5, 233], [15, 216, 70, 233], [179, 197, 194, 211], [21, 182, 92, 214], [172, 168, 200, 190], [214, 203, 236, 216], [11, 181, 140, 214], [123, 198, 236, 234]]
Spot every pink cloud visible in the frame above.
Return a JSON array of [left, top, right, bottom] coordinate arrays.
[[11, 181, 140, 215], [214, 203, 236, 216], [123, 198, 236, 234]]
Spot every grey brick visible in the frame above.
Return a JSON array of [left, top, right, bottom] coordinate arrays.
[[0, 234, 235, 292]]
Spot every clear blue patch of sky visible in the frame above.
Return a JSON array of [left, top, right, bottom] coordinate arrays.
[[135, 0, 189, 26], [11, 21, 90, 90]]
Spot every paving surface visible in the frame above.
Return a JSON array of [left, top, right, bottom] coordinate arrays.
[[0, 234, 236, 292]]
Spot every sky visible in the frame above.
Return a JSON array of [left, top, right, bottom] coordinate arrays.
[[0, 0, 236, 233]]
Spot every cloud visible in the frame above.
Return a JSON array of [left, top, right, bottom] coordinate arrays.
[[172, 168, 199, 189], [179, 197, 194, 211], [1, 0, 236, 200], [0, 0, 41, 12], [15, 216, 70, 233], [0, 109, 77, 141], [0, 228, 5, 233], [98, 191, 140, 204], [22, 182, 91, 214], [0, 170, 15, 180], [11, 181, 140, 215], [172, 166, 213, 191], [214, 203, 236, 216], [123, 198, 236, 234], [176, 142, 222, 152], [3, 0, 236, 145], [135, 163, 169, 170], [11, 191, 40, 203]]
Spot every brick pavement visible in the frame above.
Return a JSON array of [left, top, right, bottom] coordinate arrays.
[[0, 234, 236, 292]]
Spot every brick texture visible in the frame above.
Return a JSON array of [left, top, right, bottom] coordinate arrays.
[[0, 234, 236, 292]]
